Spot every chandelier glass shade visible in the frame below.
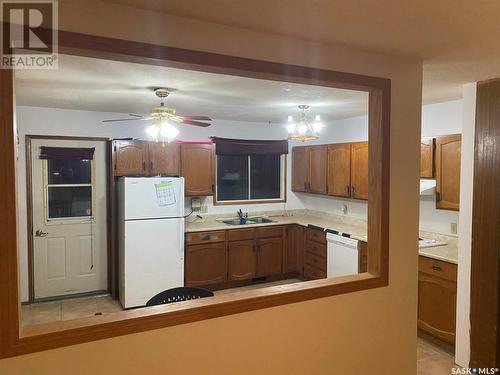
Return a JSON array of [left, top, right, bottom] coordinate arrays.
[[286, 105, 323, 141]]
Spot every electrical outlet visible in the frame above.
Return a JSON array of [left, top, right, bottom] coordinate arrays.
[[191, 198, 201, 212], [450, 222, 457, 235]]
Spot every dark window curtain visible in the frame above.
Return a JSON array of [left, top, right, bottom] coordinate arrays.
[[211, 137, 288, 155], [39, 147, 95, 160]]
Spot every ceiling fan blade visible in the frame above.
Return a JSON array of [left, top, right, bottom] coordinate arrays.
[[102, 117, 153, 123], [181, 115, 212, 121], [180, 119, 212, 127]]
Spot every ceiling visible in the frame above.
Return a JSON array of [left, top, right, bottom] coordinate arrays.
[[15, 54, 368, 123], [104, 0, 500, 103]]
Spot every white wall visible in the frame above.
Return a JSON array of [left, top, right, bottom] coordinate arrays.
[[16, 100, 464, 301], [455, 84, 476, 367]]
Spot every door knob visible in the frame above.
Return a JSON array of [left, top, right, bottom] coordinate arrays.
[[35, 230, 48, 237]]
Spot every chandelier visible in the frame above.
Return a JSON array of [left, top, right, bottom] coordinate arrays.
[[286, 105, 323, 141]]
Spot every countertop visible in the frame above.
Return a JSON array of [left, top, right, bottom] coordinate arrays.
[[185, 210, 458, 264]]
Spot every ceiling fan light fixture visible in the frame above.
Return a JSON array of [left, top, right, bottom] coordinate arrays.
[[146, 124, 160, 139], [159, 121, 179, 142]]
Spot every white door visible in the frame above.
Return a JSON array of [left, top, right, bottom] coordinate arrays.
[[31, 138, 107, 299]]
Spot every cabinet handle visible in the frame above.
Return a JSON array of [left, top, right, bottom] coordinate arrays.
[[252, 245, 256, 252], [150, 161, 153, 170], [142, 161, 146, 171], [304, 182, 307, 191], [212, 184, 215, 192], [352, 186, 356, 195], [346, 186, 350, 194], [201, 234, 211, 241], [431, 265, 442, 272]]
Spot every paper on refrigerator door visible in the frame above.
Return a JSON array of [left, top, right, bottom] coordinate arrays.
[[154, 181, 176, 206]]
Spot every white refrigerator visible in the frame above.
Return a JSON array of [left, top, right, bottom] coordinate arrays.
[[118, 177, 185, 308]]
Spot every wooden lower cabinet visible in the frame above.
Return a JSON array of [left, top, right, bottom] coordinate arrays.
[[228, 240, 257, 281], [284, 225, 304, 273], [257, 237, 282, 277], [418, 256, 457, 345], [185, 242, 227, 286], [303, 228, 327, 280]]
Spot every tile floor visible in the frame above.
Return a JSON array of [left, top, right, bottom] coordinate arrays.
[[21, 279, 304, 327], [21, 294, 122, 327], [417, 336, 460, 374]]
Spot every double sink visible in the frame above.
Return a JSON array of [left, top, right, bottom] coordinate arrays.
[[222, 216, 276, 226]]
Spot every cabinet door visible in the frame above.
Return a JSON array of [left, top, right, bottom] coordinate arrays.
[[257, 237, 283, 277], [420, 138, 434, 178], [284, 225, 304, 274], [418, 272, 457, 344], [292, 146, 308, 192], [350, 142, 369, 200], [149, 142, 180, 176], [308, 145, 328, 194], [228, 240, 257, 281], [435, 135, 461, 210], [181, 144, 215, 196], [114, 140, 148, 176], [327, 143, 351, 197], [185, 242, 227, 287]]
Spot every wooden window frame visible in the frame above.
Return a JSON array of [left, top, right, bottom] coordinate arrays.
[[0, 29, 390, 358]]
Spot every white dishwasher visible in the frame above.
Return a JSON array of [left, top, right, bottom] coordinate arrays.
[[327, 233, 360, 277]]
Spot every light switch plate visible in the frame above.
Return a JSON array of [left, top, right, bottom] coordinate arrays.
[[450, 222, 457, 235]]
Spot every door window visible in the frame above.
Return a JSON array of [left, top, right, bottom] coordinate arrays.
[[45, 158, 94, 220]]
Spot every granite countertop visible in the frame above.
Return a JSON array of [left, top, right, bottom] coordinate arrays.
[[185, 209, 458, 264], [185, 209, 368, 240], [418, 231, 458, 264]]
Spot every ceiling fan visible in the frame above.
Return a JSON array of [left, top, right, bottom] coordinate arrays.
[[102, 88, 212, 142]]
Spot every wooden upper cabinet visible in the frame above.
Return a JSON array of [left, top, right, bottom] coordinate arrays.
[[181, 144, 215, 196], [350, 142, 369, 200], [292, 146, 308, 192], [420, 138, 435, 178], [185, 242, 227, 287], [228, 240, 257, 281], [435, 135, 461, 210], [149, 142, 180, 176], [308, 145, 328, 194], [257, 237, 283, 277], [327, 143, 351, 197], [114, 140, 148, 176]]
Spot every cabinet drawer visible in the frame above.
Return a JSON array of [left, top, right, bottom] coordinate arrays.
[[304, 251, 326, 271], [303, 263, 327, 280], [256, 226, 282, 239], [186, 230, 226, 244], [306, 228, 326, 244], [227, 228, 255, 241], [419, 256, 457, 282], [305, 240, 327, 258]]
